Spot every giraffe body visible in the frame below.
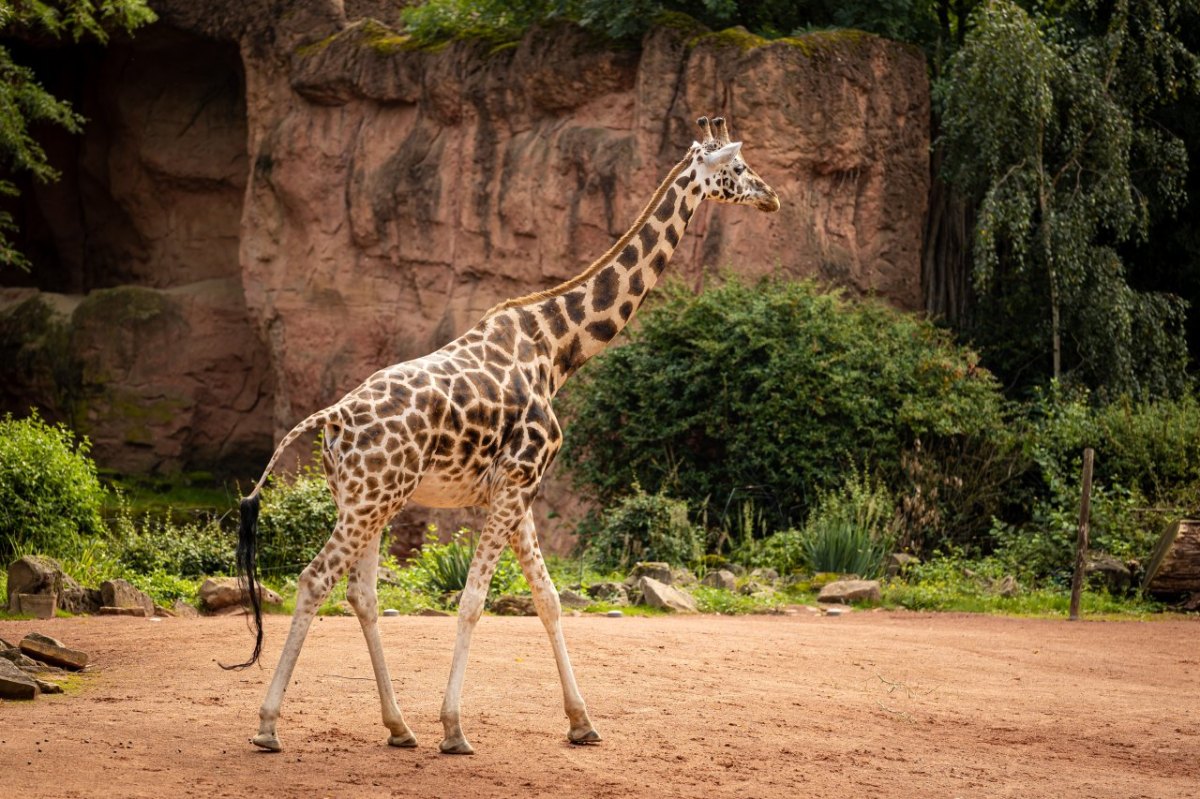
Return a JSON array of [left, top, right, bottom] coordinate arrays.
[[229, 116, 778, 754]]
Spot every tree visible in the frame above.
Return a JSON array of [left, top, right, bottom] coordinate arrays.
[[939, 0, 1196, 398], [0, 0, 155, 269]]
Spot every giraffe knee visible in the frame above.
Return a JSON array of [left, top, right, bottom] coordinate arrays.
[[457, 587, 486, 624], [346, 579, 375, 616]]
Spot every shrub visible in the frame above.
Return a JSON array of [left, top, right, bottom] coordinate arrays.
[[583, 485, 702, 571], [257, 468, 338, 576], [0, 410, 107, 562], [562, 278, 1007, 534], [405, 527, 526, 598], [800, 470, 896, 578], [117, 516, 232, 578]]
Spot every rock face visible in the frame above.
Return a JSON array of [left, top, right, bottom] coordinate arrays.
[[3, 0, 928, 551], [0, 658, 39, 700], [100, 579, 156, 617]]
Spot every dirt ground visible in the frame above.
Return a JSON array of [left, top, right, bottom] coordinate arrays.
[[1, 610, 1197, 798]]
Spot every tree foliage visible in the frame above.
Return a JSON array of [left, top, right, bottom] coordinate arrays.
[[939, 0, 1197, 398], [0, 0, 155, 269]]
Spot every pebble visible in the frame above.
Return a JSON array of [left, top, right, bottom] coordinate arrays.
[[382, 609, 401, 617], [605, 610, 623, 618]]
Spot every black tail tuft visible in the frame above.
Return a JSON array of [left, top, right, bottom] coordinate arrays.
[[220, 493, 263, 671]]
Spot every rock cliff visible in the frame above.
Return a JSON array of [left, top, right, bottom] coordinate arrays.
[[0, 0, 929, 550]]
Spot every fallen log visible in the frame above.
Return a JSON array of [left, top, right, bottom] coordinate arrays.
[[1143, 519, 1200, 596]]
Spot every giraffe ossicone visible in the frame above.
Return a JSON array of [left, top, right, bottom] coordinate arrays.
[[225, 115, 779, 755]]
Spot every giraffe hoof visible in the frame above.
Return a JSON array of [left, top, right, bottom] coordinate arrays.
[[568, 727, 602, 745], [439, 737, 475, 755], [251, 733, 282, 752], [388, 733, 419, 748]]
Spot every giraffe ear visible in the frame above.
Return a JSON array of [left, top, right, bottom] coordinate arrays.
[[703, 141, 742, 167]]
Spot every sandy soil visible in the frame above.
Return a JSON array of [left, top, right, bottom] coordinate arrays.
[[1, 610, 1197, 798]]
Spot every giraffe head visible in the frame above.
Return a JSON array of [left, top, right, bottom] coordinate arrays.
[[693, 116, 779, 213]]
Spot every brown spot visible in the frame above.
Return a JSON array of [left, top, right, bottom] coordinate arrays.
[[563, 291, 586, 324], [654, 187, 678, 222], [651, 252, 667, 275], [665, 224, 679, 248], [540, 299, 569, 337], [617, 243, 637, 268], [586, 318, 618, 343], [555, 334, 583, 377], [638, 224, 657, 257], [628, 268, 644, 297], [591, 267, 619, 312], [619, 301, 633, 321]]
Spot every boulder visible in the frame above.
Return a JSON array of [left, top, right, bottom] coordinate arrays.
[[995, 575, 1020, 598], [0, 647, 44, 673], [34, 677, 64, 694], [671, 568, 699, 587], [738, 580, 772, 597], [100, 579, 156, 617], [61, 586, 103, 615], [817, 579, 882, 605], [586, 582, 629, 605], [415, 608, 451, 617], [887, 553, 921, 577], [558, 588, 591, 609], [19, 632, 88, 671], [198, 577, 283, 611], [17, 593, 57, 619], [701, 569, 737, 591], [749, 567, 779, 583], [491, 595, 537, 616], [627, 562, 673, 586], [638, 577, 698, 613], [172, 600, 201, 618], [0, 658, 38, 700], [1086, 552, 1132, 594], [97, 606, 147, 617], [6, 555, 69, 611]]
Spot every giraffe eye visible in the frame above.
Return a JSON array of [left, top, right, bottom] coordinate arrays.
[[733, 164, 745, 175]]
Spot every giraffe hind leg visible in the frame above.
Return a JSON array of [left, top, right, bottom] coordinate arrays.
[[346, 533, 418, 748], [251, 515, 372, 752]]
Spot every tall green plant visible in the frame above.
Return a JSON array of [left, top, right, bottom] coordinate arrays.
[[256, 469, 338, 575], [0, 410, 106, 561], [801, 470, 896, 578]]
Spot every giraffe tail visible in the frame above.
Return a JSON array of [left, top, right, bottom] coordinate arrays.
[[220, 407, 333, 670], [219, 493, 264, 670]]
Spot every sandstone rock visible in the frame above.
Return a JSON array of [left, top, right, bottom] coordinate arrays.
[[0, 659, 38, 700], [61, 586, 103, 615], [100, 579, 156, 617], [172, 600, 201, 618], [586, 582, 629, 605], [887, 553, 921, 577], [739, 580, 772, 597], [0, 647, 44, 674], [671, 568, 699, 587], [627, 563, 673, 586], [1086, 552, 1132, 594], [0, 636, 13, 650], [6, 555, 69, 611], [817, 579, 882, 605], [749, 567, 779, 583], [19, 632, 88, 671], [415, 608, 451, 617], [558, 588, 591, 609], [198, 577, 283, 611], [17, 593, 57, 619], [491, 595, 537, 617], [701, 569, 737, 591], [97, 606, 147, 617], [33, 677, 64, 694], [638, 577, 698, 614]]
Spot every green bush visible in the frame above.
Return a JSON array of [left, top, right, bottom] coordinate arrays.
[[117, 516, 232, 578], [583, 485, 702, 571], [257, 468, 338, 576], [562, 278, 1007, 535], [0, 410, 107, 562], [405, 527, 526, 598], [800, 470, 896, 577]]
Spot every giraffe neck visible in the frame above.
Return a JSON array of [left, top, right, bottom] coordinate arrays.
[[499, 150, 703, 394]]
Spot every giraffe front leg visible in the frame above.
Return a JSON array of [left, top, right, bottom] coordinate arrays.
[[252, 520, 366, 752], [511, 511, 601, 745], [439, 520, 512, 755], [346, 535, 418, 748]]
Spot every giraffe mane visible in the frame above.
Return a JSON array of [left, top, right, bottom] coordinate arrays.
[[484, 148, 696, 318]]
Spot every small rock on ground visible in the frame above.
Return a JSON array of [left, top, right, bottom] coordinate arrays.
[[816, 579, 882, 605], [558, 588, 590, 609], [638, 577, 698, 613], [19, 632, 88, 671], [701, 569, 737, 591], [199, 578, 283, 612], [491, 595, 537, 616], [382, 608, 401, 617], [0, 658, 39, 699]]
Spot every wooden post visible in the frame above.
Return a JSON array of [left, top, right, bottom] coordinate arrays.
[[1068, 448, 1095, 621]]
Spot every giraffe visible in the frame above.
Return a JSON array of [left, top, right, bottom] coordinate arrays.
[[226, 115, 779, 755]]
